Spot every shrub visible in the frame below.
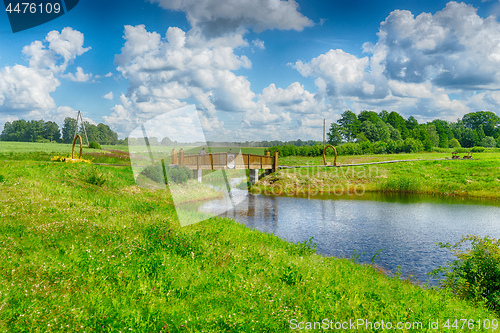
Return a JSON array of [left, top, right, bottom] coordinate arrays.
[[373, 141, 387, 154], [480, 136, 496, 148], [141, 164, 192, 184], [401, 138, 424, 153], [0, 174, 4, 182], [471, 146, 485, 153], [141, 165, 164, 183], [85, 167, 106, 186], [89, 141, 101, 149], [449, 138, 461, 148], [432, 235, 500, 314]]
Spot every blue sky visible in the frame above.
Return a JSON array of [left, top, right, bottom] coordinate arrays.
[[1, 0, 500, 141]]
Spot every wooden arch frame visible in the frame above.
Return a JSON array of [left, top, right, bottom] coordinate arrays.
[[323, 145, 337, 166], [72, 135, 83, 160]]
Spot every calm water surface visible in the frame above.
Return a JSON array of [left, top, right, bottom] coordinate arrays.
[[200, 191, 500, 283]]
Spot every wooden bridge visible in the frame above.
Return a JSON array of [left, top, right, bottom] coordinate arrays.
[[170, 149, 279, 184]]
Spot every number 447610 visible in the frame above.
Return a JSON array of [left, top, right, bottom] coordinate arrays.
[[5, 2, 62, 14]]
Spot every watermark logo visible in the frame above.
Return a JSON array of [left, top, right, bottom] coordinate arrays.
[[128, 105, 248, 227], [4, 0, 79, 33]]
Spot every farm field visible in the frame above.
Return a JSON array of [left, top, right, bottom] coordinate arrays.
[[0, 143, 499, 331]]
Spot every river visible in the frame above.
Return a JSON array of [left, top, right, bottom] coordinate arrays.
[[199, 189, 500, 284]]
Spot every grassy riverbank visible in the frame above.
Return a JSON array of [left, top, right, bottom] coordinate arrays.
[[0, 149, 499, 330], [254, 151, 500, 200]]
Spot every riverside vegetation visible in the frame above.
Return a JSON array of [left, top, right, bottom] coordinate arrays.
[[0, 142, 499, 331], [253, 150, 500, 200]]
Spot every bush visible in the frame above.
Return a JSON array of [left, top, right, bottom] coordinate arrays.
[[480, 136, 496, 148], [141, 164, 192, 184], [471, 146, 485, 153], [89, 141, 102, 149], [373, 141, 387, 154], [432, 235, 500, 314], [401, 138, 424, 153], [449, 138, 461, 149], [85, 167, 106, 186]]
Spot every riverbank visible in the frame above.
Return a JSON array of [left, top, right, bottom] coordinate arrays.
[[0, 158, 499, 330], [252, 152, 500, 200]]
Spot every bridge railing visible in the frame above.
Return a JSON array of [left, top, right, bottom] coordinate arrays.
[[170, 149, 278, 172]]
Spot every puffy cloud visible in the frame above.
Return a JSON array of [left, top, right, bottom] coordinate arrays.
[[23, 27, 91, 74], [0, 65, 59, 111], [376, 1, 500, 89], [103, 92, 114, 100], [292, 1, 500, 124], [148, 0, 313, 36], [0, 27, 91, 120], [64, 67, 92, 82], [294, 49, 387, 99], [109, 25, 260, 137], [259, 82, 324, 114]]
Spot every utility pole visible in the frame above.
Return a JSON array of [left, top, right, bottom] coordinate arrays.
[[74, 110, 90, 147], [323, 119, 326, 149]]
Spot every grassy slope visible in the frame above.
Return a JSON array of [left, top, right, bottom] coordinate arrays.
[[0, 149, 499, 331], [255, 152, 500, 200], [0, 145, 499, 328]]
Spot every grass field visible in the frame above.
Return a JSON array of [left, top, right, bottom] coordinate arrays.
[[1, 142, 499, 331]]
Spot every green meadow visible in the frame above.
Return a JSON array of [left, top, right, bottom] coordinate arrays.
[[256, 151, 500, 200], [0, 142, 499, 331]]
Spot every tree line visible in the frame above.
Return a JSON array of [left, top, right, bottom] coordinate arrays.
[[0, 117, 119, 145], [328, 110, 500, 149]]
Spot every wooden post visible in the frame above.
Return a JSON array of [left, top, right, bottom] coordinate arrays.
[[249, 169, 259, 185], [179, 148, 185, 166], [210, 153, 214, 170], [273, 151, 279, 173], [323, 119, 326, 150], [265, 150, 270, 156], [171, 148, 177, 165]]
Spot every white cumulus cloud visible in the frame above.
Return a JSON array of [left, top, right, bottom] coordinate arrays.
[[148, 0, 313, 36]]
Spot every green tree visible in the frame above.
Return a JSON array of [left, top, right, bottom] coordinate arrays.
[[62, 117, 77, 143], [378, 110, 390, 123], [426, 124, 440, 147], [161, 137, 173, 146], [387, 111, 409, 139], [461, 128, 479, 148], [479, 136, 496, 148], [406, 116, 419, 131], [359, 120, 390, 142], [387, 123, 402, 141], [358, 110, 381, 124], [327, 123, 343, 145], [337, 110, 361, 142], [449, 138, 461, 148], [43, 121, 60, 142], [462, 111, 500, 137]]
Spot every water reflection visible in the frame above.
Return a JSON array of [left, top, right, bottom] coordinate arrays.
[[200, 193, 500, 284]]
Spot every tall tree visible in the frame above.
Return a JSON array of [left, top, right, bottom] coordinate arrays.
[[43, 121, 60, 142], [462, 111, 500, 137], [358, 110, 381, 124], [337, 110, 361, 142], [62, 117, 77, 143], [327, 123, 342, 145], [387, 111, 409, 139], [406, 116, 419, 131]]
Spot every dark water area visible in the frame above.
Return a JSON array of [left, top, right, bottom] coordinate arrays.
[[200, 191, 500, 284]]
